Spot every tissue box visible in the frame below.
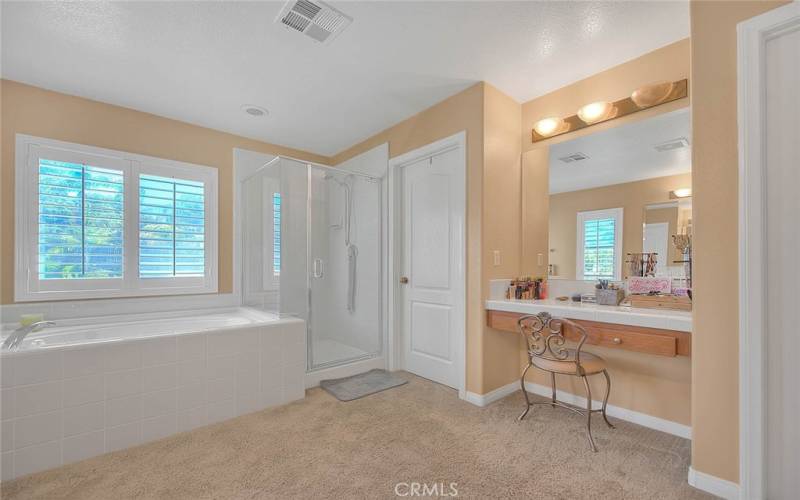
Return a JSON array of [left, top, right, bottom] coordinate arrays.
[[595, 288, 625, 306]]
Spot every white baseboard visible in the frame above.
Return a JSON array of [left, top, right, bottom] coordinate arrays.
[[688, 467, 739, 499], [464, 381, 520, 407], [464, 379, 692, 439]]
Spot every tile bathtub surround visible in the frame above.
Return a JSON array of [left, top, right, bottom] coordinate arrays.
[[0, 318, 306, 481]]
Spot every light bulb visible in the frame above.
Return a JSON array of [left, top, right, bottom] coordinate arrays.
[[577, 101, 614, 124], [533, 117, 564, 137]]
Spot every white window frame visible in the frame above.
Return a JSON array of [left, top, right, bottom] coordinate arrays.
[[576, 207, 623, 281], [15, 134, 218, 301]]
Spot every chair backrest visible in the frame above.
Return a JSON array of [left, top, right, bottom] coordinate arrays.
[[517, 312, 588, 366]]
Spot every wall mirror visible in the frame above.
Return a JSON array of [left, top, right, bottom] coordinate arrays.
[[533, 107, 692, 285]]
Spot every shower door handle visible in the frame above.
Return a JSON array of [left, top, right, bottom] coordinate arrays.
[[313, 258, 324, 278]]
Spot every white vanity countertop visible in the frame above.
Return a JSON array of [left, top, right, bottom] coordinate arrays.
[[485, 298, 692, 333]]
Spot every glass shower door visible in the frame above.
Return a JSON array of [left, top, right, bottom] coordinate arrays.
[[307, 166, 382, 370]]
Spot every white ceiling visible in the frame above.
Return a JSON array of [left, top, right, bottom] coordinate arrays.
[[1, 1, 689, 157], [549, 107, 691, 194]]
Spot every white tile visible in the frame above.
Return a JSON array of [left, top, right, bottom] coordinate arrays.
[[236, 391, 261, 416], [141, 337, 177, 367], [236, 351, 259, 377], [63, 375, 104, 408], [15, 381, 61, 417], [237, 370, 260, 396], [176, 359, 205, 386], [106, 395, 142, 428], [2, 388, 16, 420], [261, 359, 282, 387], [206, 355, 235, 380], [142, 364, 177, 393], [207, 377, 234, 404], [105, 369, 141, 400], [142, 389, 176, 419], [176, 382, 205, 410], [207, 399, 235, 424], [14, 352, 62, 386], [176, 405, 206, 432], [141, 413, 176, 443], [63, 430, 105, 465], [106, 422, 141, 453], [282, 320, 306, 346], [206, 331, 240, 358], [260, 385, 283, 409], [237, 329, 260, 354], [260, 326, 283, 351], [176, 334, 206, 361], [2, 420, 13, 452], [2, 451, 13, 481], [103, 342, 141, 372], [282, 338, 306, 367], [14, 411, 61, 448], [63, 346, 104, 379], [1, 357, 15, 388], [261, 342, 282, 371], [13, 440, 61, 477], [282, 362, 305, 403], [63, 402, 104, 437]]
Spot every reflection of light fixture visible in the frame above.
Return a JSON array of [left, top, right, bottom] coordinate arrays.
[[577, 101, 614, 124], [670, 188, 692, 199], [533, 117, 565, 137], [631, 82, 675, 108]]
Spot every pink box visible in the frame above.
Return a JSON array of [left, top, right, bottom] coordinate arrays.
[[627, 277, 672, 294]]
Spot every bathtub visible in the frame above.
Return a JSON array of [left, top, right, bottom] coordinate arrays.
[[0, 307, 307, 480]]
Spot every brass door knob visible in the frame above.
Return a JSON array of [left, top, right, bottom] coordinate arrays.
[[399, 276, 409, 284]]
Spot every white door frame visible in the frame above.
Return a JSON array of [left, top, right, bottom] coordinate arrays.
[[387, 131, 467, 399], [738, 3, 800, 499]]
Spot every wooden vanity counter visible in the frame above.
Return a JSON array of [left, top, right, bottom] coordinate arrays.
[[486, 299, 691, 358]]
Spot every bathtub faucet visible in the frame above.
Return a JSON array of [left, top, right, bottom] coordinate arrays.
[[2, 321, 56, 352]]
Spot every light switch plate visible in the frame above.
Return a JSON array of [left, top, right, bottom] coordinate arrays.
[[493, 250, 501, 266]]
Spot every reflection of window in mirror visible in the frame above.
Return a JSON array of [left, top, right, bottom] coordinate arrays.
[[576, 208, 623, 281]]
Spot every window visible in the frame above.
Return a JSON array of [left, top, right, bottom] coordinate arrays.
[[272, 192, 281, 277], [576, 208, 623, 281], [15, 135, 218, 301]]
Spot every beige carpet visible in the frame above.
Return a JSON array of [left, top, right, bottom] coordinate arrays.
[[2, 373, 711, 499]]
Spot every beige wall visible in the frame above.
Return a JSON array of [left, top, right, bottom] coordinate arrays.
[[689, 0, 790, 483], [549, 173, 692, 280], [0, 80, 328, 304], [519, 40, 693, 425]]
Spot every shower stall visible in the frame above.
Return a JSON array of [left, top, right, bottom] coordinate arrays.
[[241, 157, 383, 371]]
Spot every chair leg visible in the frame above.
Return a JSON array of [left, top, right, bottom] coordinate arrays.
[[581, 375, 598, 452], [518, 362, 533, 421], [550, 372, 557, 408], [601, 369, 615, 429]]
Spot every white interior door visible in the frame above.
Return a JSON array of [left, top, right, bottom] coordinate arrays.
[[739, 4, 800, 499], [643, 222, 669, 274], [400, 148, 461, 389], [763, 15, 799, 499]]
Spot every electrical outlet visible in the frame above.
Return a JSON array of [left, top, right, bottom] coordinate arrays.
[[493, 250, 501, 266]]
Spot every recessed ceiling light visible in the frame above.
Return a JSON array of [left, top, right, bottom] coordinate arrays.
[[241, 104, 269, 117]]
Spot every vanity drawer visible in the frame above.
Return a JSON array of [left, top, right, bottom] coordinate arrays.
[[569, 323, 677, 357]]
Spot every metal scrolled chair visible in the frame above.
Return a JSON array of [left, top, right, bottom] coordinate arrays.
[[517, 312, 614, 451]]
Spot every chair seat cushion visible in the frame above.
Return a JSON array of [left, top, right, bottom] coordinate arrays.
[[531, 349, 607, 375]]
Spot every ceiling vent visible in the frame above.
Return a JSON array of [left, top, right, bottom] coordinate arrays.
[[653, 137, 690, 153], [276, 0, 352, 44], [558, 152, 590, 163]]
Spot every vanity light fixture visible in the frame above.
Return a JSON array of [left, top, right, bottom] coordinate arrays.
[[631, 81, 675, 109], [531, 79, 688, 143], [533, 117, 565, 137], [670, 188, 692, 199], [577, 101, 615, 124]]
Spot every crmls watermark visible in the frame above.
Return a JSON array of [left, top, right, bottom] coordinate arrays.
[[394, 482, 459, 497]]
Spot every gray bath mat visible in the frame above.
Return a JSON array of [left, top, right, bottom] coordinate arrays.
[[320, 369, 408, 401]]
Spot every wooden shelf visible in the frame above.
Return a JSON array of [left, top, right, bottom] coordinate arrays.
[[487, 310, 690, 357]]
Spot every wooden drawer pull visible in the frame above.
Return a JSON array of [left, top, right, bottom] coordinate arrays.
[[613, 337, 622, 344]]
